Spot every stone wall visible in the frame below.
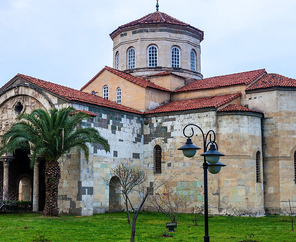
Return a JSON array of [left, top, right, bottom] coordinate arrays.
[[245, 90, 296, 214], [217, 112, 264, 215], [112, 26, 201, 79]]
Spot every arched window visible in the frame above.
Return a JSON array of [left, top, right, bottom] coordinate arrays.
[[127, 47, 135, 69], [148, 45, 158, 67], [116, 52, 120, 70], [294, 151, 296, 183], [154, 145, 162, 174], [171, 46, 180, 68], [190, 49, 196, 71], [256, 151, 261, 183], [116, 87, 121, 104], [103, 85, 109, 100]]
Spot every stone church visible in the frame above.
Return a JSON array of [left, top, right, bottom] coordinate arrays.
[[1, 6, 296, 216]]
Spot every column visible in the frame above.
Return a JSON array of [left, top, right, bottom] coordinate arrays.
[[33, 161, 40, 212], [3, 160, 10, 200]]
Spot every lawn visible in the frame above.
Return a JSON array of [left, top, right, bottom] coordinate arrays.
[[0, 212, 295, 241]]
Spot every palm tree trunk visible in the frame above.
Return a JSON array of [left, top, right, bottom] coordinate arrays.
[[43, 160, 61, 216]]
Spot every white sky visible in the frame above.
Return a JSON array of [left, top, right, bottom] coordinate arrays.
[[0, 0, 295, 90]]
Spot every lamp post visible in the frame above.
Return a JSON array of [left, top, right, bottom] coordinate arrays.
[[178, 124, 226, 242]]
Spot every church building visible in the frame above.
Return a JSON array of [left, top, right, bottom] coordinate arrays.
[[1, 5, 296, 216]]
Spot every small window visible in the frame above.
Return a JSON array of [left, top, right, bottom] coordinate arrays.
[[256, 151, 261, 183], [116, 52, 119, 70], [154, 145, 162, 174], [116, 87, 121, 104], [148, 45, 158, 67], [127, 48, 135, 69], [103, 85, 109, 100], [171, 46, 180, 68], [294, 152, 296, 183], [190, 49, 196, 71], [15, 102, 23, 115]]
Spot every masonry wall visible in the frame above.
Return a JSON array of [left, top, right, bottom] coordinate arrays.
[[69, 104, 145, 214], [143, 110, 222, 213], [217, 112, 264, 215], [112, 26, 201, 78], [245, 90, 296, 214]]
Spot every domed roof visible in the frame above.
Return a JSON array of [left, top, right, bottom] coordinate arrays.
[[110, 11, 204, 41]]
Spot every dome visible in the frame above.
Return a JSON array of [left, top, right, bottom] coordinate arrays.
[[110, 11, 204, 41], [110, 11, 204, 79]]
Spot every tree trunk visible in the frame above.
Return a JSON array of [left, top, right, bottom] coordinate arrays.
[[43, 160, 61, 216], [124, 196, 131, 225], [130, 213, 137, 242]]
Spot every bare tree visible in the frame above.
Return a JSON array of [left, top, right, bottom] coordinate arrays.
[[289, 199, 294, 231], [106, 163, 146, 225], [106, 163, 169, 242], [149, 180, 189, 224]]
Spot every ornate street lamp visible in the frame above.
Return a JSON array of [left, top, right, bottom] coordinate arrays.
[[178, 124, 226, 242]]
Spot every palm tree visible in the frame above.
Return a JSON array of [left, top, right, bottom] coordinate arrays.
[[0, 107, 110, 216]]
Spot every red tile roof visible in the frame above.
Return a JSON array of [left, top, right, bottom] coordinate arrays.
[[110, 11, 203, 40], [145, 93, 241, 114], [70, 110, 97, 117], [176, 69, 266, 92], [80, 66, 171, 92], [218, 104, 263, 114], [3, 74, 142, 114], [246, 73, 296, 91]]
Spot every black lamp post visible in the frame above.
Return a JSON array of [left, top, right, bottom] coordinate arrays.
[[178, 124, 226, 242]]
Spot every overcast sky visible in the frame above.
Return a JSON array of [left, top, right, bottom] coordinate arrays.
[[0, 0, 295, 90]]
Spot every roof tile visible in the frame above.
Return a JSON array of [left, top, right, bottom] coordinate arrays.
[[246, 73, 296, 91], [218, 104, 263, 114], [110, 11, 203, 40], [176, 69, 266, 92], [145, 93, 242, 114], [10, 74, 142, 114], [81, 66, 171, 92]]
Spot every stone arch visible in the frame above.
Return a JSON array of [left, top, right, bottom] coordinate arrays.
[[0, 84, 55, 111], [109, 176, 122, 211], [18, 175, 32, 201]]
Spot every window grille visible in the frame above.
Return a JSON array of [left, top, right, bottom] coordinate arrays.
[[190, 50, 196, 71], [116, 87, 121, 104], [256, 151, 261, 183], [127, 48, 135, 69], [154, 145, 162, 174], [171, 46, 180, 68], [148, 45, 158, 67], [103, 85, 109, 100], [116, 52, 119, 70]]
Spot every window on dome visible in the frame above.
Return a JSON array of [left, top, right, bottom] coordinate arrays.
[[116, 52, 119, 70], [256, 151, 261, 183], [116, 87, 121, 104], [171, 46, 180, 68], [127, 48, 135, 69], [103, 85, 109, 100], [190, 49, 196, 71], [148, 45, 158, 67], [154, 145, 162, 174]]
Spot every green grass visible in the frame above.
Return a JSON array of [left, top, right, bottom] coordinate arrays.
[[0, 212, 295, 241]]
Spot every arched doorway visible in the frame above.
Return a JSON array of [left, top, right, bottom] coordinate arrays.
[[18, 177, 32, 201], [6, 149, 46, 211], [109, 176, 122, 211]]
